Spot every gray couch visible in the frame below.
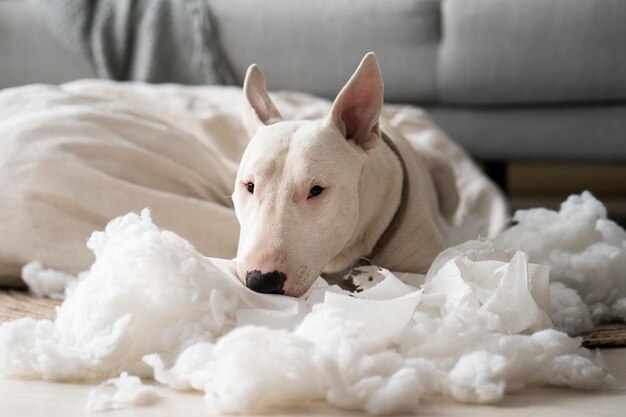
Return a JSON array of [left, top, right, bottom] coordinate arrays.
[[1, 0, 625, 165]]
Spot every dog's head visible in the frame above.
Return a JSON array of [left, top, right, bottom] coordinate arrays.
[[233, 53, 384, 297]]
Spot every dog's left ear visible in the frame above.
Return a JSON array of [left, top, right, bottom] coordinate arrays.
[[243, 64, 283, 137], [328, 52, 384, 152]]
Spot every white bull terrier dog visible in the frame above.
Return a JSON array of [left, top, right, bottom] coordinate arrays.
[[233, 53, 508, 297]]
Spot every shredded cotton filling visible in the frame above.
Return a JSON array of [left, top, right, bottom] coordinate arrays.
[[0, 192, 622, 414]]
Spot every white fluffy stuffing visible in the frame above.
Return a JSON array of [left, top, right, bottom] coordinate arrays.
[[0, 193, 623, 414], [87, 372, 160, 411], [21, 261, 79, 300], [549, 282, 594, 335], [496, 191, 626, 330]]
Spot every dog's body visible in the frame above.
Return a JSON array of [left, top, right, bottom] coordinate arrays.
[[233, 53, 508, 296], [0, 54, 507, 291]]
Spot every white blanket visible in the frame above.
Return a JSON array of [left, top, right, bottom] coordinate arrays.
[[0, 80, 507, 285]]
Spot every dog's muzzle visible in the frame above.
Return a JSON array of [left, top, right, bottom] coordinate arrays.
[[245, 270, 286, 295]]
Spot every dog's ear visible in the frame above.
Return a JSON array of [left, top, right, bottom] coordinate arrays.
[[328, 52, 383, 151], [243, 64, 283, 137]]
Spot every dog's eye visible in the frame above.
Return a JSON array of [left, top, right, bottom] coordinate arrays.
[[308, 185, 324, 199], [246, 182, 255, 194]]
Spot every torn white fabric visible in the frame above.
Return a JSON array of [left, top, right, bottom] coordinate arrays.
[[86, 372, 159, 411], [423, 249, 551, 333], [0, 201, 616, 415]]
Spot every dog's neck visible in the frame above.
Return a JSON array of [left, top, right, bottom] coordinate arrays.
[[322, 130, 404, 273], [369, 132, 412, 260], [324, 125, 446, 275]]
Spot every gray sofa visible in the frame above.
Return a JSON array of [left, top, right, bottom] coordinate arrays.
[[1, 0, 625, 165]]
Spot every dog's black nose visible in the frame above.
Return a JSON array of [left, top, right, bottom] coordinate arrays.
[[246, 270, 286, 294]]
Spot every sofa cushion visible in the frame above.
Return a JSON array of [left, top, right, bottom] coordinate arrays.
[[209, 0, 441, 102], [439, 0, 626, 105], [428, 105, 626, 161]]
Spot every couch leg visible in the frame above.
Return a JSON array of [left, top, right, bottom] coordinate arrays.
[[484, 160, 508, 194]]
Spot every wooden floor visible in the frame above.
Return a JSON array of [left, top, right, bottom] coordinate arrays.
[[0, 348, 624, 417]]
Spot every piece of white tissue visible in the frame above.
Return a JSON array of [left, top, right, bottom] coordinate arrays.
[[1, 193, 620, 415], [87, 372, 159, 411]]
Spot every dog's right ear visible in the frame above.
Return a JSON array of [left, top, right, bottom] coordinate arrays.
[[243, 64, 283, 137], [328, 52, 384, 152]]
